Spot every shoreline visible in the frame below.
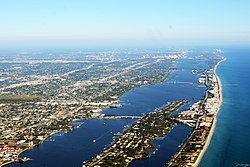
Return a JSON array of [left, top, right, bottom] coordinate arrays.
[[1, 130, 68, 167], [1, 71, 171, 167], [194, 58, 225, 167], [83, 100, 188, 166]]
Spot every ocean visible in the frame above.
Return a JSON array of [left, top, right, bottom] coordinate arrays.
[[199, 47, 250, 167]]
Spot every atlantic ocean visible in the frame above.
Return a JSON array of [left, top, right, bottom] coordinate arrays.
[[199, 47, 250, 167]]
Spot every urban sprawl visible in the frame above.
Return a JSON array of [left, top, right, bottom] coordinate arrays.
[[0, 49, 224, 167]]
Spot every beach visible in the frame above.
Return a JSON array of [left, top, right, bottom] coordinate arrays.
[[194, 58, 225, 167]]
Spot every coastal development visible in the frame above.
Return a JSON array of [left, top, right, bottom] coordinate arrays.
[[167, 57, 225, 167], [0, 49, 224, 167], [83, 55, 225, 167], [83, 100, 188, 167], [0, 50, 186, 166], [1, 0, 248, 166]]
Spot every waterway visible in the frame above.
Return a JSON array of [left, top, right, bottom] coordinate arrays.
[[6, 51, 214, 167], [129, 124, 192, 167]]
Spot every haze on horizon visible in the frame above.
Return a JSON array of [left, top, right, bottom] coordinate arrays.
[[0, 0, 250, 49]]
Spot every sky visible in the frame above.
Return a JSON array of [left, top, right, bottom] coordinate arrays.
[[0, 0, 250, 49]]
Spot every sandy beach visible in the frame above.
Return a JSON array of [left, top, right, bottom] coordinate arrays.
[[194, 58, 225, 167]]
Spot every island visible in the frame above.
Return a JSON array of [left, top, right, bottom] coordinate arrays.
[[83, 100, 188, 167], [83, 55, 225, 167], [166, 57, 225, 167]]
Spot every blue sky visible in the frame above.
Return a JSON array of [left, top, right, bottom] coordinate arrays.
[[0, 0, 250, 48]]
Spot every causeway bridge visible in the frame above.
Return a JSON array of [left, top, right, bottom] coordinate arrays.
[[100, 115, 142, 119], [163, 81, 195, 85]]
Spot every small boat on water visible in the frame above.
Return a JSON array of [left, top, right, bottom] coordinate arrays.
[[109, 103, 122, 108], [114, 132, 123, 136], [192, 70, 198, 74], [16, 157, 31, 163], [49, 138, 56, 142]]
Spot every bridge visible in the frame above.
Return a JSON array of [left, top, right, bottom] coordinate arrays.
[[163, 81, 195, 85], [100, 115, 142, 119], [174, 119, 196, 128]]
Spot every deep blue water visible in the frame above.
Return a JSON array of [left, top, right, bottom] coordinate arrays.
[[7, 82, 200, 167], [7, 119, 134, 167], [103, 84, 205, 117], [200, 47, 250, 167], [6, 52, 212, 167], [129, 124, 192, 167]]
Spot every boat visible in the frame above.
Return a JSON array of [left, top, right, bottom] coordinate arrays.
[[109, 103, 122, 108], [16, 157, 31, 162], [48, 138, 55, 142], [114, 132, 123, 136], [192, 70, 198, 74]]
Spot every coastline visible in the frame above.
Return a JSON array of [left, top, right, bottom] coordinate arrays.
[[1, 130, 68, 167], [194, 58, 225, 167], [83, 100, 189, 166]]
